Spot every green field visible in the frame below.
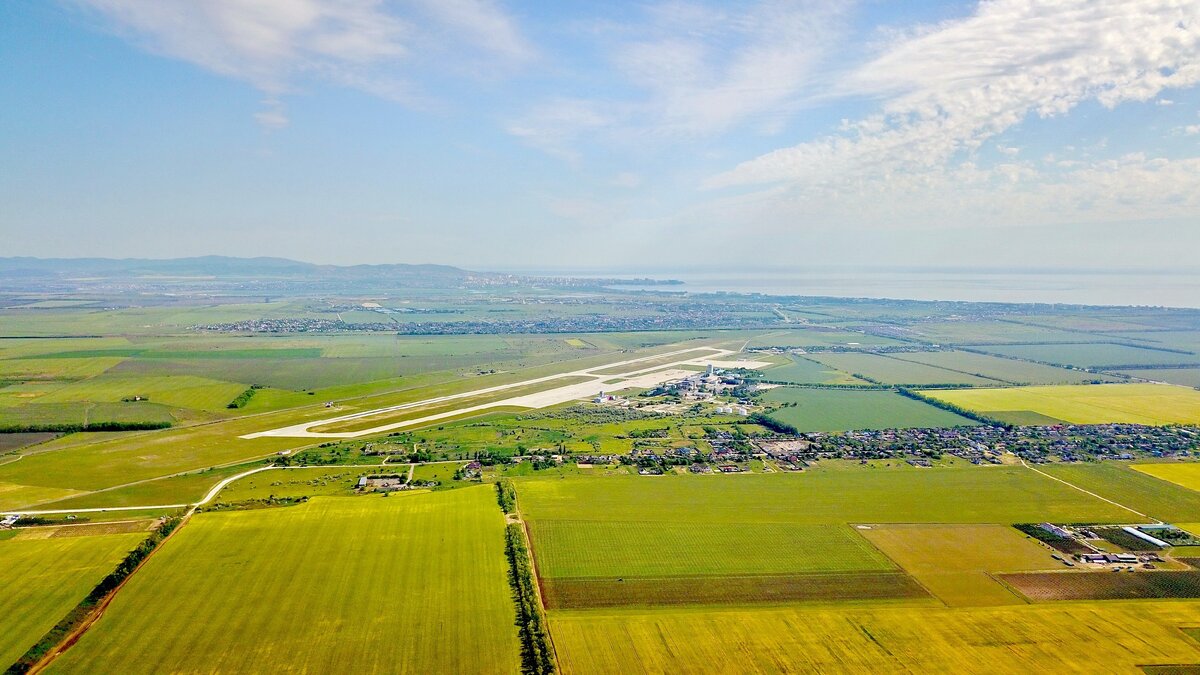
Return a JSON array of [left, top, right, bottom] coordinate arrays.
[[743, 329, 902, 348], [51, 489, 519, 673], [758, 354, 864, 384], [893, 350, 1113, 384], [516, 470, 1136, 530], [981, 343, 1200, 368], [1118, 367, 1200, 388], [1038, 462, 1200, 523], [807, 352, 1000, 385], [924, 383, 1200, 425], [762, 387, 978, 431], [0, 531, 144, 667], [528, 520, 893, 578]]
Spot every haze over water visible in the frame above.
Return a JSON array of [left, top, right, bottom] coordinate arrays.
[[557, 269, 1200, 309]]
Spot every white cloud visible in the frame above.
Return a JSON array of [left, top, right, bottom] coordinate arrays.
[[75, 0, 531, 126], [505, 98, 616, 163], [707, 0, 1200, 189], [509, 0, 846, 157]]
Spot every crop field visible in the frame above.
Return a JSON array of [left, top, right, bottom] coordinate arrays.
[[807, 352, 1000, 385], [33, 374, 247, 413], [548, 601, 1200, 673], [211, 467, 363, 502], [1038, 462, 1200, 523], [0, 401, 177, 428], [527, 520, 894, 579], [924, 383, 1200, 425], [1133, 463, 1200, 493], [892, 350, 1114, 384], [516, 470, 1135, 532], [859, 524, 1060, 606], [980, 343, 1200, 368], [758, 354, 863, 384], [51, 489, 520, 673], [1118, 367, 1200, 387], [1001, 571, 1200, 601], [743, 329, 902, 348], [35, 463, 264, 510], [762, 387, 978, 431], [0, 531, 144, 667], [540, 571, 930, 609], [906, 320, 1094, 345]]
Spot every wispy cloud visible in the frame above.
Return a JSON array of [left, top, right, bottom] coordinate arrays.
[[74, 0, 533, 126], [707, 0, 1200, 189], [509, 0, 847, 157]]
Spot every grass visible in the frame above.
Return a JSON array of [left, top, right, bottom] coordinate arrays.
[[761, 387, 978, 431], [0, 531, 144, 667], [515, 470, 1137, 528], [34, 463, 264, 510], [527, 521, 895, 579], [548, 601, 1200, 673], [923, 383, 1200, 425], [1039, 462, 1200, 523], [51, 489, 520, 674], [859, 524, 1061, 606], [759, 355, 864, 384], [1118, 368, 1200, 388], [807, 352, 1001, 385], [981, 343, 1200, 368], [893, 351, 1113, 384], [743, 329, 903, 348], [540, 572, 929, 610], [211, 467, 363, 502], [34, 374, 247, 413], [0, 401, 176, 429], [1134, 463, 1200, 493]]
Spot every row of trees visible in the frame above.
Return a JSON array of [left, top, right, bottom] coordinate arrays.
[[9, 515, 183, 673], [504, 524, 555, 675]]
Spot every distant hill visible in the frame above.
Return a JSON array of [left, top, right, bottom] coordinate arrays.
[[0, 255, 476, 281]]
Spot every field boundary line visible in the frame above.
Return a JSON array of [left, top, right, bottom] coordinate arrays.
[[1019, 459, 1160, 524], [514, 507, 562, 673], [25, 513, 192, 674]]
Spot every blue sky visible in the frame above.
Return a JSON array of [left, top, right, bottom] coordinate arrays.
[[2, 0, 1199, 271]]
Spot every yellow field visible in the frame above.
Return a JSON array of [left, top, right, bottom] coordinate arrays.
[[924, 383, 1200, 425], [859, 524, 1060, 606], [550, 601, 1200, 673], [1134, 463, 1200, 492]]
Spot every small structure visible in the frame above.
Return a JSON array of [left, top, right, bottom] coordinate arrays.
[[1, 514, 19, 528]]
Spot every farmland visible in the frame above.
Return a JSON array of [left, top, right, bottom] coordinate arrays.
[[762, 387, 978, 431], [757, 354, 863, 384], [3, 281, 1200, 672], [892, 350, 1113, 384], [1118, 367, 1200, 387], [924, 383, 1200, 425], [859, 524, 1060, 606], [1038, 462, 1200, 523], [515, 471, 1139, 526], [548, 601, 1200, 673], [1134, 462, 1200, 493], [978, 342, 1200, 368], [0, 531, 144, 667], [806, 352, 1001, 385], [50, 489, 520, 673]]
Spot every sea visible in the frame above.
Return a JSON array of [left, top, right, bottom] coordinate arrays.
[[522, 268, 1200, 309]]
